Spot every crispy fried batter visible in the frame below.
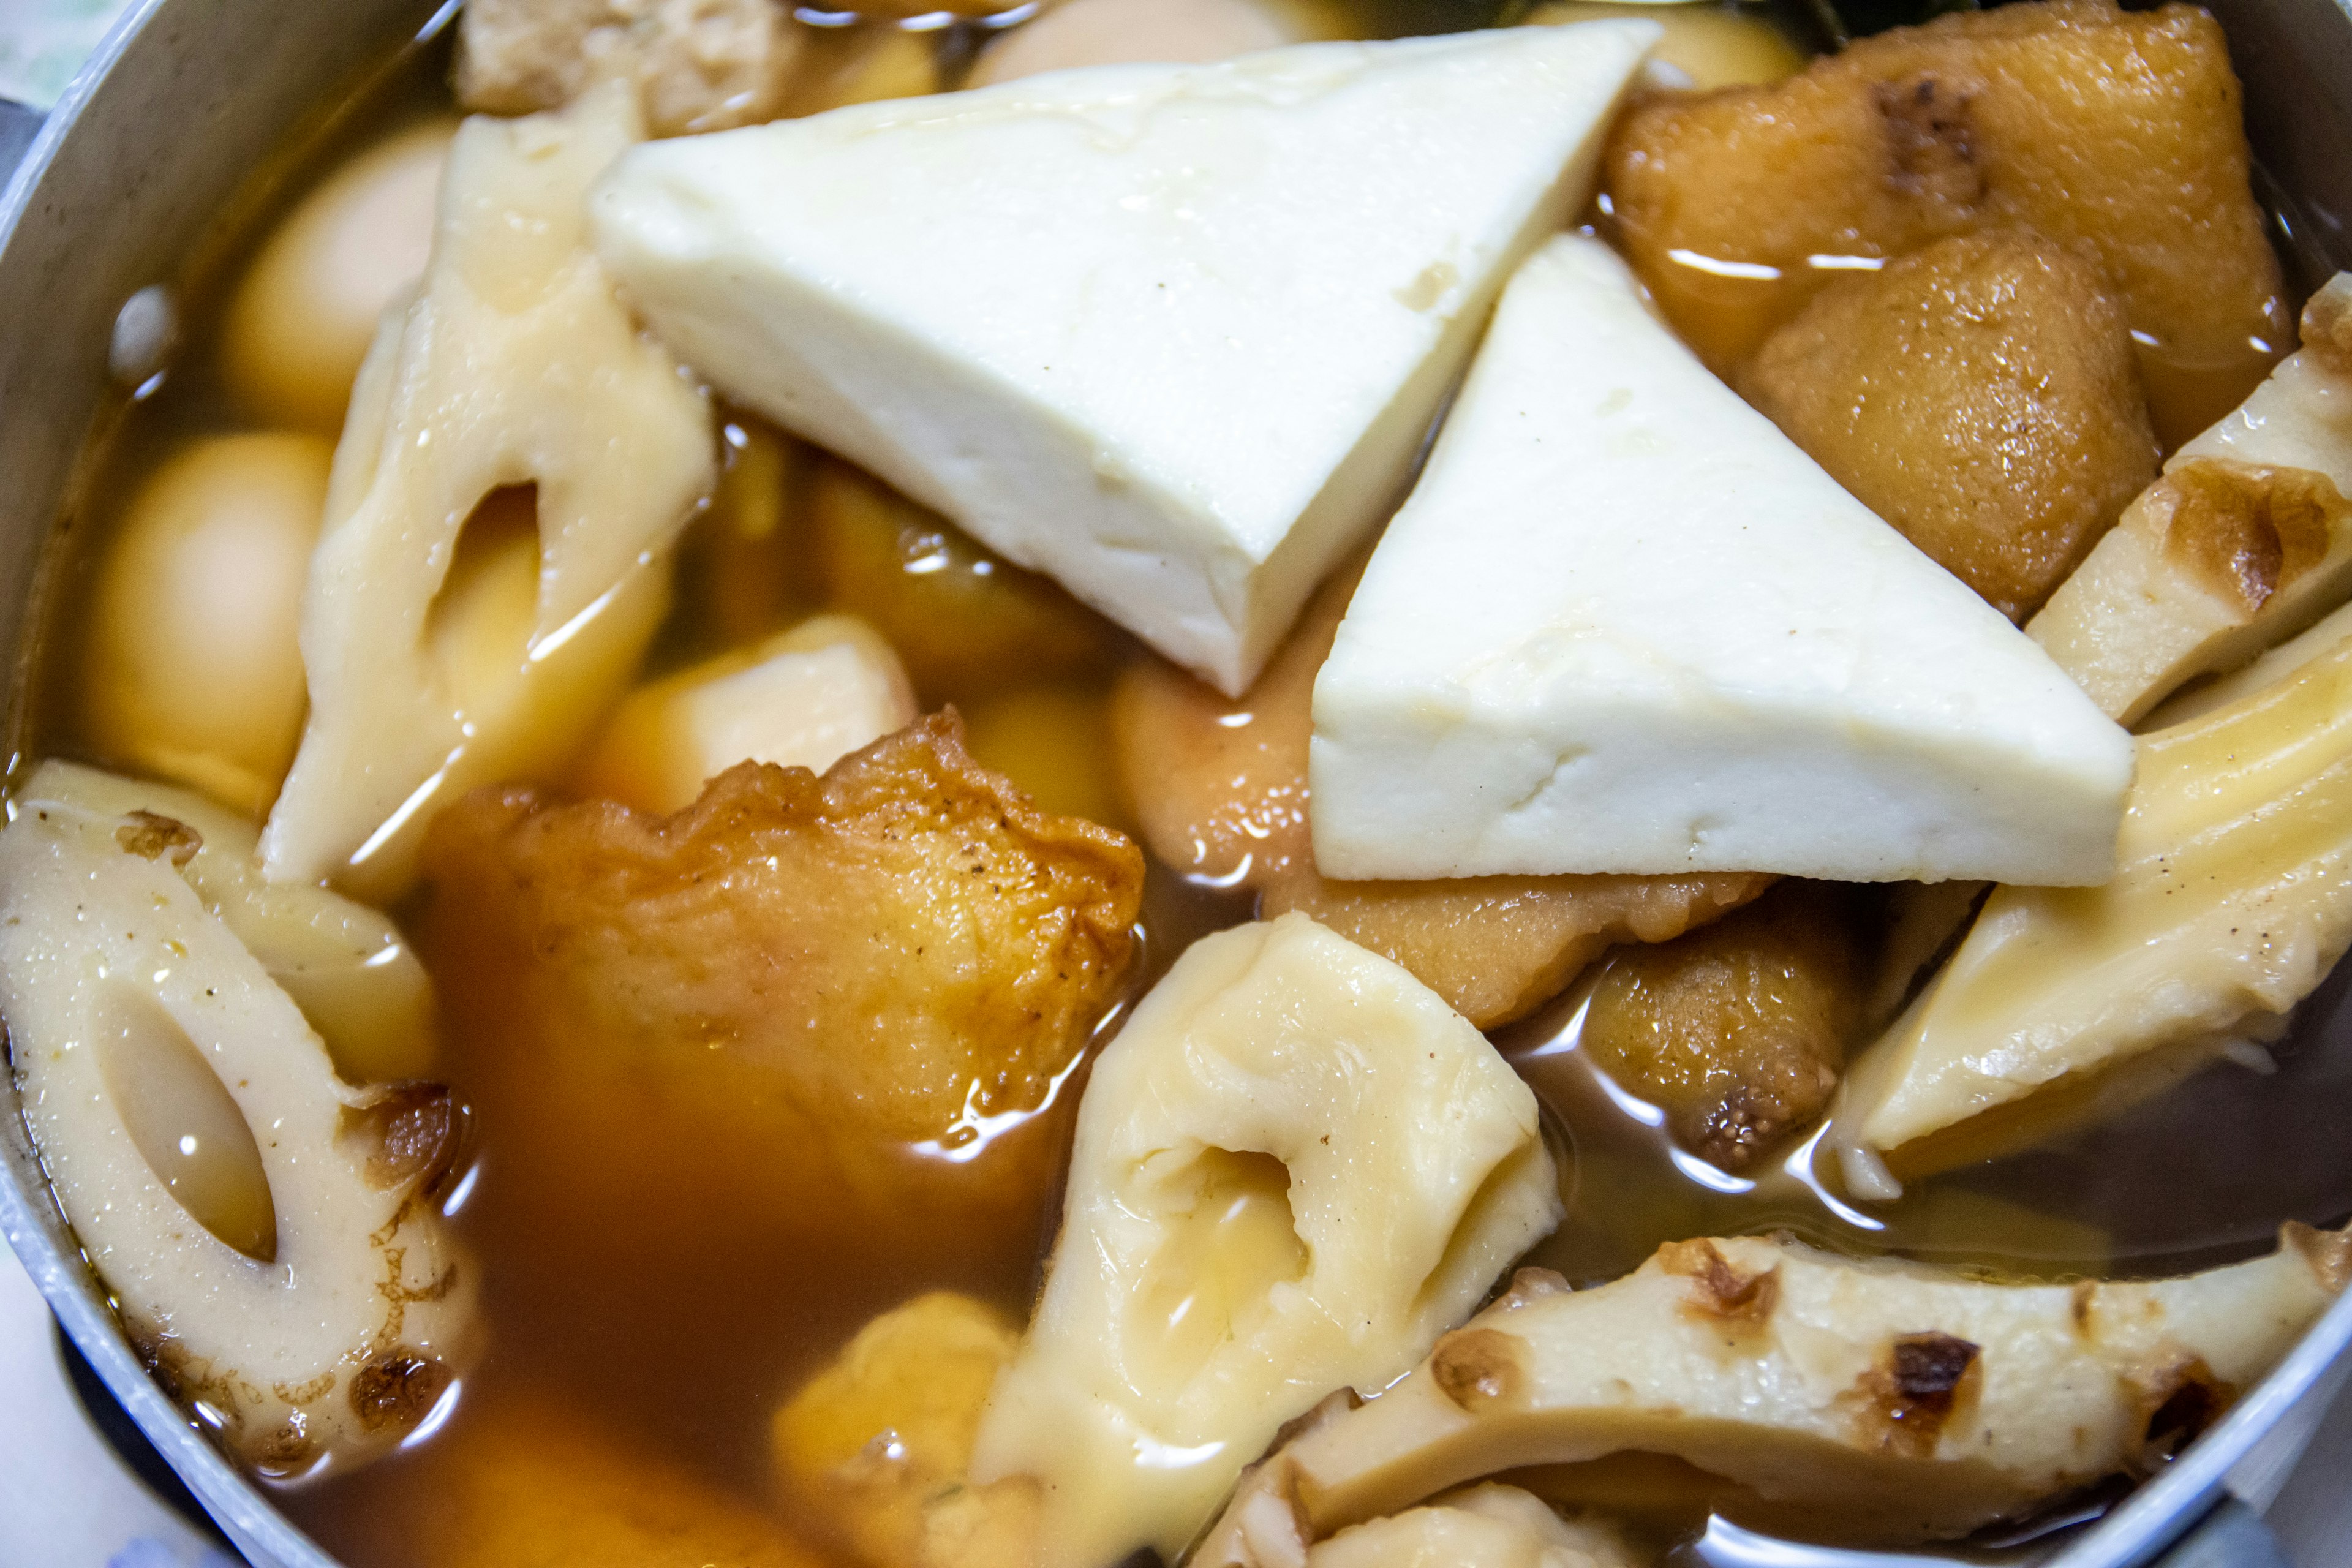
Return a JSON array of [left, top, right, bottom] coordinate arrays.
[[1744, 232, 2158, 620], [421, 711, 1142, 1253], [1605, 0, 2285, 445], [1111, 559, 1767, 1028], [771, 1292, 1026, 1568], [353, 1389, 827, 1568], [1580, 882, 1862, 1171], [457, 0, 802, 138]]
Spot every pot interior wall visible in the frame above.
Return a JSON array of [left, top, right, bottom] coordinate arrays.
[[0, 1, 2348, 1564]]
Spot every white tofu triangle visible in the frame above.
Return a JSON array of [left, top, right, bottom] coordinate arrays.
[[1310, 236, 2134, 886], [589, 24, 1659, 695]]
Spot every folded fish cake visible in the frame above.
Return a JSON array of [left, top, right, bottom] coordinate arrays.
[[971, 912, 1561, 1568], [1834, 630, 2352, 1188]]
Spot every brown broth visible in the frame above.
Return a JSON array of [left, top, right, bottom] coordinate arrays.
[[16, 2, 2347, 1564]]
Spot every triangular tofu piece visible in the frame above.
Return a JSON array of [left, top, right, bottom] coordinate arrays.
[[589, 24, 1659, 696], [1310, 235, 2132, 886]]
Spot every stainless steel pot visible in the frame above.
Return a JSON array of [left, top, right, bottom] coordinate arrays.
[[1, 2, 2348, 1564]]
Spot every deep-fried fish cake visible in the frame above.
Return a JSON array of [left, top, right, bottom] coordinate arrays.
[[1112, 560, 1767, 1028], [1580, 881, 1864, 1172], [1605, 0, 2285, 444], [422, 711, 1143, 1254], [342, 1389, 826, 1568], [1744, 232, 2158, 620]]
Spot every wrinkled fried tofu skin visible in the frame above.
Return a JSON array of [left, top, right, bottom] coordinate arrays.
[[1581, 883, 1862, 1173], [1743, 232, 2157, 620], [458, 0, 802, 137], [772, 1292, 1032, 1568], [1200, 1228, 2352, 1556], [2028, 275, 2352, 725], [1605, 0, 2286, 443], [421, 711, 1143, 1256], [369, 1390, 824, 1568], [1112, 560, 1766, 1027]]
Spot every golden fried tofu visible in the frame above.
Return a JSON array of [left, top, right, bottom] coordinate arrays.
[[1112, 559, 1766, 1027], [1744, 232, 2158, 620], [421, 712, 1143, 1261], [457, 0, 802, 137], [668, 418, 802, 658], [1605, 0, 2286, 443], [772, 1292, 1023, 1568], [1580, 883, 1863, 1171], [812, 457, 1120, 704], [370, 1390, 824, 1568]]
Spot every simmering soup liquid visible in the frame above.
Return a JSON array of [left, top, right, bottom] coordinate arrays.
[[17, 6, 2352, 1562]]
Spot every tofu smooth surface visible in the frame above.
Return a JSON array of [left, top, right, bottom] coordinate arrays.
[[1310, 235, 2133, 885], [589, 24, 1657, 696]]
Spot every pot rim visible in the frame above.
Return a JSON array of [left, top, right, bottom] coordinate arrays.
[[1, 4, 2348, 1565]]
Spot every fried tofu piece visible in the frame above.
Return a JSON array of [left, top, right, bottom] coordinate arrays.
[[1580, 882, 1861, 1172], [458, 0, 802, 137], [1744, 232, 2158, 620], [1112, 559, 1766, 1027], [421, 711, 1143, 1257], [1605, 0, 2286, 445], [772, 1292, 1027, 1568], [379, 1390, 824, 1568], [812, 458, 1120, 705]]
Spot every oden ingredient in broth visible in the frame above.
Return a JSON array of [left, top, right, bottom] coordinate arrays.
[[6, 0, 2350, 1563]]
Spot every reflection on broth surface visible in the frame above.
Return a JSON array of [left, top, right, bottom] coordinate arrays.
[[1510, 954, 2352, 1292], [12, 0, 2352, 1562]]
